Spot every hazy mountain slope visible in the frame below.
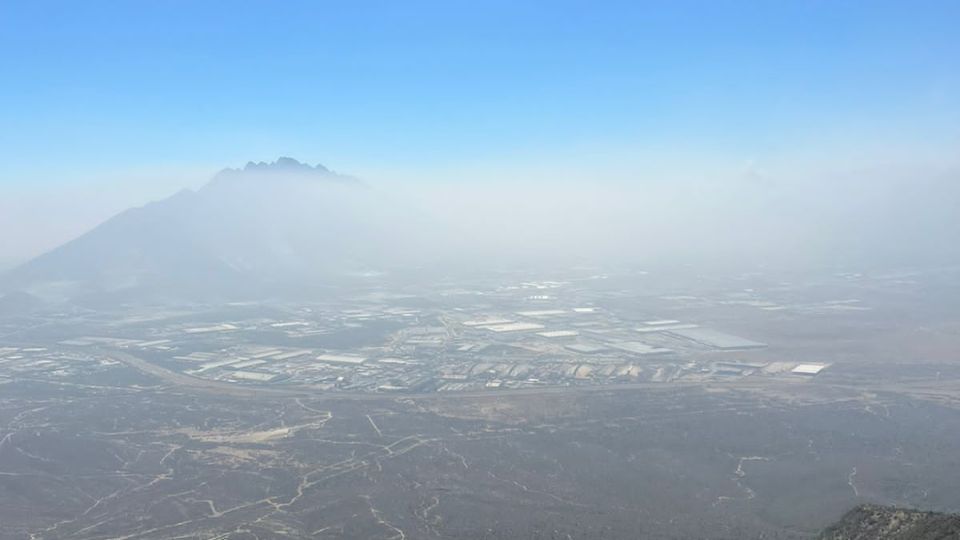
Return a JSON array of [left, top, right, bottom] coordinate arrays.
[[820, 505, 960, 540], [5, 157, 960, 306], [1, 158, 394, 303]]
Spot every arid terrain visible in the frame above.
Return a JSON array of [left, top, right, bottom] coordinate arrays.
[[2, 268, 959, 539]]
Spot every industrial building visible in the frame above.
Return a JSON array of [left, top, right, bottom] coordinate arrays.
[[791, 363, 828, 376]]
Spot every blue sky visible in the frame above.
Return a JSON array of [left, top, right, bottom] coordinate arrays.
[[3, 1, 958, 176], [1, 1, 959, 263]]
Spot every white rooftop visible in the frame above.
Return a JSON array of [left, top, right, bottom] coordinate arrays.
[[230, 370, 279, 382], [463, 318, 514, 327], [635, 323, 700, 333], [609, 341, 674, 356], [316, 354, 367, 365], [481, 322, 546, 333], [516, 309, 568, 317], [537, 330, 580, 338], [792, 363, 828, 375]]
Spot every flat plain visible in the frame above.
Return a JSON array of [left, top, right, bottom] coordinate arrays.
[[2, 267, 959, 539]]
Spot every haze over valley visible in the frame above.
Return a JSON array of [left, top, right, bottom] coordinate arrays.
[[2, 2, 959, 538], [2, 159, 960, 538]]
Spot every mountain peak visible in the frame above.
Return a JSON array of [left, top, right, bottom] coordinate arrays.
[[2, 157, 371, 303], [207, 158, 358, 188], [242, 157, 331, 174]]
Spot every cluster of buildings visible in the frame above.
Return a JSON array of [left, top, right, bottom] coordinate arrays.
[[1, 277, 853, 393], [0, 345, 123, 380]]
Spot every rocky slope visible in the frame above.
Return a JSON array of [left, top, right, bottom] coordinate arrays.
[[820, 505, 960, 540]]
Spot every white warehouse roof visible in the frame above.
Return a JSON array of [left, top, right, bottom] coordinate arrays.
[[791, 363, 828, 375]]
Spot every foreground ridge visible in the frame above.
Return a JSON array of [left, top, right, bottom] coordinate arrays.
[[819, 504, 960, 540]]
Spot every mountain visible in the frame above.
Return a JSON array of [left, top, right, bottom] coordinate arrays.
[[6, 157, 960, 308], [1, 158, 418, 305], [819, 505, 960, 540], [0, 290, 46, 317]]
